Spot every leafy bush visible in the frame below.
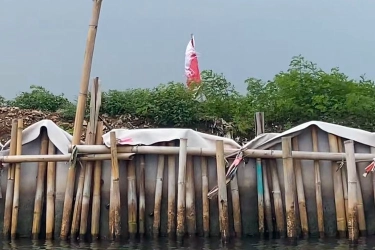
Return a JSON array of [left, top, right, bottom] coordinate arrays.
[[2, 55, 375, 138]]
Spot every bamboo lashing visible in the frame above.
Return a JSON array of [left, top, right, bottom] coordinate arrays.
[[60, 0, 103, 240]]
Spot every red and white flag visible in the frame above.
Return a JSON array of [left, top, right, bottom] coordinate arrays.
[[184, 34, 201, 87]]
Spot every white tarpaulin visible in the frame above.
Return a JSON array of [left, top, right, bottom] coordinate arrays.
[[0, 119, 73, 155], [243, 120, 375, 150], [102, 128, 241, 150]]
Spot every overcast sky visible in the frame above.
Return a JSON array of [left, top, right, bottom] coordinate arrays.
[[1, 0, 374, 100]]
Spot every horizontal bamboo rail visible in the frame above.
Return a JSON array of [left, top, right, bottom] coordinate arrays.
[[68, 145, 375, 161], [0, 153, 134, 163]]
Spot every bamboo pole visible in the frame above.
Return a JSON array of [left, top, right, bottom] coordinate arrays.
[[337, 138, 349, 227], [255, 112, 265, 237], [216, 140, 229, 241], [328, 134, 347, 237], [10, 119, 23, 240], [270, 159, 285, 237], [46, 140, 56, 240], [127, 159, 137, 238], [60, 0, 103, 240], [356, 171, 366, 236], [68, 144, 375, 161], [262, 160, 273, 236], [153, 144, 165, 238], [311, 126, 324, 238], [0, 153, 133, 163], [292, 137, 308, 236], [80, 78, 101, 238], [282, 137, 297, 238], [167, 141, 176, 237], [71, 127, 93, 238], [226, 132, 241, 237], [32, 128, 49, 239], [372, 146, 375, 216], [91, 121, 104, 239], [176, 138, 188, 238], [186, 155, 196, 236], [109, 131, 121, 240], [138, 155, 146, 237], [201, 156, 209, 237], [3, 119, 18, 238], [344, 140, 358, 242]]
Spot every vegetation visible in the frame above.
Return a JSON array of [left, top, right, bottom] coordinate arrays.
[[2, 55, 375, 138]]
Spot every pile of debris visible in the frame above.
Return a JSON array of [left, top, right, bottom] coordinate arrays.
[[0, 107, 243, 145]]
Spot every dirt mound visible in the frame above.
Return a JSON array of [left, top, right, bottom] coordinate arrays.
[[0, 107, 239, 145]]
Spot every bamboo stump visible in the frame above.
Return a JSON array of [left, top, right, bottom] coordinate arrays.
[[3, 119, 18, 239], [282, 137, 297, 238], [109, 132, 121, 240], [201, 157, 210, 237], [344, 140, 358, 242], [10, 119, 23, 240], [46, 140, 56, 240], [167, 141, 176, 237], [32, 128, 49, 239], [216, 140, 229, 241]]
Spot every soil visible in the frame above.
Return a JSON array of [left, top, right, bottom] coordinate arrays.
[[0, 107, 242, 145]]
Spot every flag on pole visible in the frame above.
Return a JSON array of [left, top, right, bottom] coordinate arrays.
[[184, 34, 201, 88]]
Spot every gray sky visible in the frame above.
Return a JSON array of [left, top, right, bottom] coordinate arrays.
[[1, 0, 375, 100]]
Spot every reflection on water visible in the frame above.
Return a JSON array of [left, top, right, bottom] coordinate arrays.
[[0, 237, 373, 249]]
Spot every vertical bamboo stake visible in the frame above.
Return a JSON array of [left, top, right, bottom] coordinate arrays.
[[3, 119, 18, 238], [186, 155, 196, 236], [255, 112, 265, 236], [71, 127, 92, 238], [356, 171, 366, 235], [91, 121, 103, 239], [153, 145, 165, 237], [10, 119, 23, 240], [32, 128, 49, 239], [46, 140, 56, 240], [372, 147, 375, 214], [337, 138, 349, 227], [80, 78, 101, 238], [128, 159, 137, 238], [262, 161, 273, 235], [109, 131, 121, 240], [344, 140, 358, 242], [167, 141, 176, 237], [292, 137, 308, 236], [138, 155, 146, 237], [201, 157, 209, 237], [226, 132, 241, 237], [60, 0, 103, 240], [282, 137, 296, 238], [270, 159, 285, 237], [311, 126, 324, 237], [328, 133, 347, 237], [176, 138, 188, 238], [216, 140, 229, 241]]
